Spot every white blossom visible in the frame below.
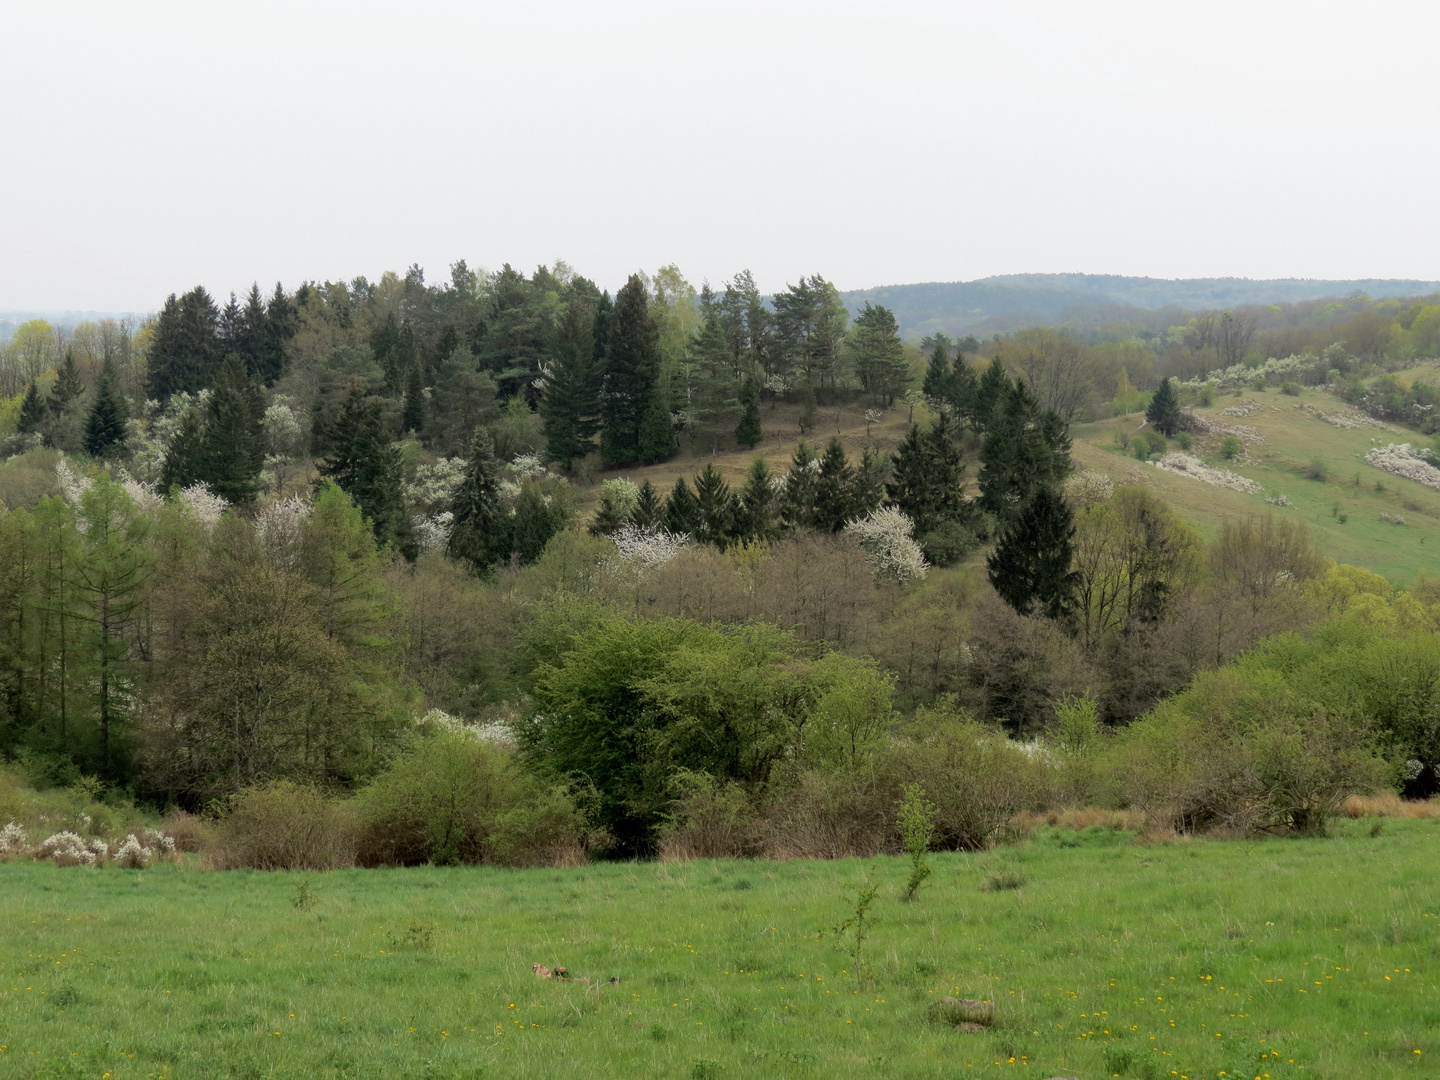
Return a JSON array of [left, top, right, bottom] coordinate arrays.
[[176, 483, 228, 528], [254, 495, 312, 566], [1151, 452, 1262, 494], [764, 374, 790, 395], [1365, 443, 1440, 490], [0, 821, 28, 856], [1064, 470, 1113, 509], [121, 477, 164, 515], [114, 833, 154, 869], [405, 457, 467, 517], [39, 831, 96, 866], [608, 523, 690, 571], [412, 511, 454, 553], [844, 507, 929, 584], [55, 458, 92, 508], [508, 453, 547, 479]]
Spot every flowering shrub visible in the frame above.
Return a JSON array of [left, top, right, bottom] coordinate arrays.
[[1364, 443, 1440, 490], [0, 821, 29, 857], [40, 831, 96, 866], [114, 833, 154, 869], [254, 495, 312, 565], [1152, 452, 1262, 494], [844, 507, 928, 584], [1064, 470, 1113, 509], [177, 483, 227, 527], [608, 524, 690, 571]]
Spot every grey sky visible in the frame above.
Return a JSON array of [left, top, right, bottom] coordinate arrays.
[[3, 0, 1437, 311]]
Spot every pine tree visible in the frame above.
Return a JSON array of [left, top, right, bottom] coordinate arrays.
[[83, 361, 128, 459], [629, 480, 663, 529], [887, 410, 969, 536], [733, 457, 779, 543], [539, 295, 600, 469], [146, 286, 220, 400], [17, 381, 46, 434], [812, 438, 857, 532], [849, 302, 909, 405], [798, 383, 817, 434], [637, 393, 674, 463], [692, 463, 735, 548], [239, 284, 269, 378], [1146, 376, 1182, 436], [195, 353, 265, 504], [781, 441, 819, 530], [319, 385, 410, 552], [986, 488, 1078, 620], [447, 428, 507, 573], [589, 483, 633, 537], [260, 283, 296, 386], [978, 380, 1071, 523], [663, 476, 701, 536], [402, 362, 427, 436], [601, 275, 662, 466], [690, 315, 740, 447], [735, 376, 762, 448]]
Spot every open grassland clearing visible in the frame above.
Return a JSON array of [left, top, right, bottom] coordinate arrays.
[[1072, 381, 1440, 583], [3, 820, 1439, 1080]]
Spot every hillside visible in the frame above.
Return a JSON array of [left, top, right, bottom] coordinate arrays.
[[840, 274, 1440, 341], [585, 366, 1440, 586]]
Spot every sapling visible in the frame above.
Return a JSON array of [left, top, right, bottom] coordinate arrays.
[[897, 784, 936, 901], [828, 870, 880, 984]]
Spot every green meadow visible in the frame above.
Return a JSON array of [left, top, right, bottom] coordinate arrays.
[[3, 819, 1438, 1080]]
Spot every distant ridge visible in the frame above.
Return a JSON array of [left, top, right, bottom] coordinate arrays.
[[840, 273, 1440, 340]]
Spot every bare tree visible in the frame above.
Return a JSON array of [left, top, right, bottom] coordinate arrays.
[[1216, 310, 1257, 367]]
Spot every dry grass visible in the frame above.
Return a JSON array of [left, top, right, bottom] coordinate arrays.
[[1343, 792, 1440, 818], [1014, 807, 1145, 831]]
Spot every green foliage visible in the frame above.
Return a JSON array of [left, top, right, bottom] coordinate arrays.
[[319, 385, 411, 554], [986, 488, 1078, 620], [81, 364, 127, 459], [848, 301, 909, 406], [977, 380, 1070, 522], [1220, 434, 1242, 460], [1144, 376, 1181, 436], [601, 275, 662, 466], [897, 783, 935, 900], [734, 376, 762, 448], [886, 410, 971, 545], [828, 870, 879, 983], [194, 353, 265, 503]]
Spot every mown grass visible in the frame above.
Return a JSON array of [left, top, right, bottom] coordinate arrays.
[[3, 819, 1438, 1079], [1072, 378, 1440, 584]]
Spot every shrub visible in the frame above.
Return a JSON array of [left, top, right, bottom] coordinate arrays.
[[1175, 431, 1194, 451], [659, 772, 765, 860], [760, 766, 897, 860], [1220, 435, 1242, 460], [1281, 381, 1302, 396], [918, 519, 979, 566], [352, 732, 527, 866], [484, 785, 589, 868], [1197, 383, 1216, 407], [1304, 459, 1328, 482], [210, 781, 357, 870]]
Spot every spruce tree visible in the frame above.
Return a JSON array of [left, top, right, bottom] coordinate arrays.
[[17, 381, 46, 434], [402, 362, 427, 436], [629, 480, 663, 529], [690, 315, 740, 447], [82, 361, 128, 459], [986, 488, 1079, 621], [734, 457, 779, 543], [146, 286, 220, 400], [978, 380, 1071, 523], [887, 410, 969, 536], [261, 282, 296, 386], [973, 358, 1010, 430], [600, 275, 661, 466], [49, 352, 84, 416], [446, 428, 507, 573], [195, 353, 265, 503], [161, 409, 205, 491], [922, 337, 953, 403], [239, 284, 269, 378], [637, 393, 674, 463], [812, 438, 856, 532], [539, 295, 600, 468], [735, 376, 762, 448], [780, 441, 819, 530], [663, 476, 701, 536], [1146, 376, 1182, 437], [849, 302, 909, 405], [319, 385, 409, 552], [692, 463, 735, 548]]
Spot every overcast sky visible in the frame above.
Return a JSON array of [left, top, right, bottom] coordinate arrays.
[[3, 0, 1438, 312]]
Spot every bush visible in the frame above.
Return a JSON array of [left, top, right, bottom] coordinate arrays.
[[1197, 383, 1216, 408], [210, 781, 357, 870], [1220, 436, 1242, 460], [759, 766, 897, 860], [485, 785, 589, 868], [1281, 381, 1302, 396], [1175, 431, 1194, 451], [658, 772, 765, 860], [918, 519, 979, 567], [1304, 459, 1328, 482]]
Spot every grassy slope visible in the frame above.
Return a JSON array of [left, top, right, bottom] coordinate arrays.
[[4, 820, 1438, 1080], [1070, 373, 1440, 586]]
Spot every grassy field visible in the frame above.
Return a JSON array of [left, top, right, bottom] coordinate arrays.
[[4, 819, 1438, 1080]]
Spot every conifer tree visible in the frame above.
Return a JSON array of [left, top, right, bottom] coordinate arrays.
[[1146, 376, 1182, 436], [401, 362, 427, 437], [601, 275, 661, 466], [733, 457, 779, 543], [320, 385, 410, 553], [539, 295, 600, 469], [922, 337, 953, 402], [798, 383, 817, 434], [692, 463, 735, 548], [978, 380, 1071, 523], [49, 352, 85, 416], [83, 361, 128, 459], [849, 301, 909, 405], [195, 354, 265, 503], [663, 476, 700, 536], [446, 428, 506, 573], [261, 282, 296, 386], [629, 480, 663, 529], [146, 286, 220, 400], [986, 488, 1078, 621], [17, 381, 46, 435], [780, 440, 819, 530], [637, 392, 674, 463], [735, 376, 762, 448], [812, 437, 857, 532], [161, 409, 205, 491], [690, 315, 740, 448], [887, 410, 969, 536], [973, 358, 1010, 429]]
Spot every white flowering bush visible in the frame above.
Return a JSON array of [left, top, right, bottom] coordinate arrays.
[[120, 476, 164, 515], [88, 838, 109, 861], [608, 524, 690, 571], [844, 507, 929, 583], [412, 510, 454, 553], [1152, 452, 1263, 494], [114, 833, 154, 869], [1064, 470, 1114, 509], [39, 831, 96, 866], [255, 495, 312, 566], [509, 453, 548, 479], [405, 457, 467, 517], [0, 821, 29, 857], [176, 483, 228, 528], [1180, 353, 1319, 390], [1365, 443, 1440, 490], [55, 458, 93, 508]]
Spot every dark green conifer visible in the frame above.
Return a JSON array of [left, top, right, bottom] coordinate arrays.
[[922, 337, 953, 402], [887, 410, 969, 536], [986, 488, 1079, 620], [539, 295, 600, 468], [637, 393, 674, 463], [629, 480, 663, 529], [692, 463, 735, 548], [600, 275, 661, 466], [49, 352, 85, 416], [735, 376, 762, 448], [82, 362, 128, 459], [161, 409, 205, 491], [973, 358, 1011, 429], [733, 457, 779, 543], [447, 428, 507, 573], [978, 380, 1071, 523], [663, 476, 701, 536], [17, 381, 46, 434], [195, 354, 265, 503], [812, 437, 856, 532], [402, 362, 427, 436], [320, 385, 410, 552], [1146, 377, 1182, 437], [780, 441, 819, 530]]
